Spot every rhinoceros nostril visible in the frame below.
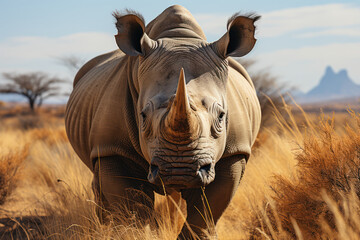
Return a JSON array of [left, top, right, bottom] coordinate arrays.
[[199, 163, 211, 173], [150, 164, 159, 174], [148, 164, 160, 184]]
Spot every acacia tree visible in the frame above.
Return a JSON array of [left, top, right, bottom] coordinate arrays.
[[0, 72, 64, 112]]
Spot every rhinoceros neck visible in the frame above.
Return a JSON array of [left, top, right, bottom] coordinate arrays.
[[146, 5, 206, 41]]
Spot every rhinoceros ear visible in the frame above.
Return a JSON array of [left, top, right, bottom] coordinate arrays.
[[212, 14, 260, 58], [113, 12, 156, 56]]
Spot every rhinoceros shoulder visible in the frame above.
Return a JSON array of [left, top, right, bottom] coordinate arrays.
[[223, 59, 261, 159]]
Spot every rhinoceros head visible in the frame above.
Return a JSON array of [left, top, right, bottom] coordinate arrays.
[[113, 11, 258, 189]]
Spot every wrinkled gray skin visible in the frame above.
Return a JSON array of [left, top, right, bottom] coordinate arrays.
[[65, 5, 261, 239]]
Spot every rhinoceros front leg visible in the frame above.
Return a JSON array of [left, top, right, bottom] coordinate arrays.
[[92, 156, 155, 224], [179, 155, 247, 240]]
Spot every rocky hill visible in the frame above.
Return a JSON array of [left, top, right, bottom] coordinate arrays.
[[297, 66, 360, 103]]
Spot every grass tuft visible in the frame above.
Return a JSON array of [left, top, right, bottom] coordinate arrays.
[[0, 145, 29, 205]]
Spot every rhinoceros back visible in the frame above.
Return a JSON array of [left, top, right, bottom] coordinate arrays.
[[65, 50, 146, 172]]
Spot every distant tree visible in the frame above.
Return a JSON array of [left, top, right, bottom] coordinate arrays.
[[56, 55, 85, 75], [238, 59, 293, 127], [0, 72, 64, 112]]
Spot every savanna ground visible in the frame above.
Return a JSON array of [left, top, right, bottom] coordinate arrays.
[[0, 99, 360, 240]]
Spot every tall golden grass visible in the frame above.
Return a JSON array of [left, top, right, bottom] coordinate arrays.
[[0, 103, 359, 239]]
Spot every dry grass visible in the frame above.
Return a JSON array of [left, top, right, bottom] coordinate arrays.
[[0, 103, 359, 239], [0, 145, 29, 205], [244, 102, 360, 239]]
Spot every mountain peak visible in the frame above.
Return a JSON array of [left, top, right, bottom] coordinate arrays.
[[325, 65, 335, 75], [320, 66, 352, 85], [338, 69, 348, 78], [303, 66, 360, 103]]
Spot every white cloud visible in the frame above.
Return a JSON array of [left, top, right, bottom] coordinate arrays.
[[0, 32, 116, 61], [0, 32, 117, 100], [253, 42, 360, 92], [194, 4, 360, 40], [260, 4, 360, 38], [297, 28, 360, 38]]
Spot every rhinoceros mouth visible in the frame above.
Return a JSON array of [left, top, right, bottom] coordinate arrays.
[[147, 154, 215, 189]]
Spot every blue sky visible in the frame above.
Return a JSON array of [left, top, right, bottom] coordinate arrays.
[[1, 0, 360, 102]]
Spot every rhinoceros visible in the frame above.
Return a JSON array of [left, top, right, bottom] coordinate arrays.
[[65, 5, 261, 239]]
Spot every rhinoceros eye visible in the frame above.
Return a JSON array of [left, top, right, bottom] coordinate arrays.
[[211, 103, 225, 138], [218, 111, 225, 122], [140, 102, 153, 138], [140, 111, 147, 121]]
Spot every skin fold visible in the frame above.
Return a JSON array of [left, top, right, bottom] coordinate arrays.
[[65, 5, 261, 239]]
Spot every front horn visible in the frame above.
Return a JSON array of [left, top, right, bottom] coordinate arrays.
[[163, 68, 199, 142]]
